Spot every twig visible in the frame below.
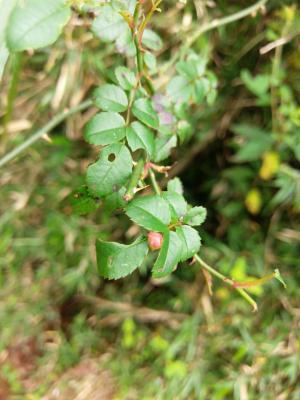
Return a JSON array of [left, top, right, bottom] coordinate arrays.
[[194, 255, 258, 312], [0, 99, 93, 169], [161, 0, 268, 74]]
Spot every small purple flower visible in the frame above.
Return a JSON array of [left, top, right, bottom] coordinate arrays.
[[159, 111, 175, 125]]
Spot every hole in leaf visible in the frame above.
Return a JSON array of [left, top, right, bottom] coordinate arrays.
[[108, 153, 116, 162]]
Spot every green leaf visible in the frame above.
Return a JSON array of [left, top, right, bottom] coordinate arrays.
[[274, 269, 287, 289], [115, 66, 137, 91], [103, 187, 126, 215], [154, 135, 177, 162], [167, 178, 183, 195], [177, 120, 193, 144], [162, 191, 187, 221], [84, 112, 126, 146], [241, 70, 270, 97], [132, 98, 159, 129], [176, 225, 201, 262], [6, 0, 71, 52], [125, 195, 171, 232], [126, 121, 155, 158], [67, 186, 98, 216], [94, 84, 128, 112], [92, 5, 128, 43], [87, 143, 132, 197], [167, 76, 193, 104], [152, 231, 182, 278], [183, 206, 207, 226], [142, 29, 163, 51], [96, 236, 148, 279]]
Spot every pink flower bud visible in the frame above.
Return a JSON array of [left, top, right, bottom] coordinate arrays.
[[147, 232, 163, 251]]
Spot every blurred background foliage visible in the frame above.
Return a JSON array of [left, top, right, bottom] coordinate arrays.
[[0, 0, 300, 399]]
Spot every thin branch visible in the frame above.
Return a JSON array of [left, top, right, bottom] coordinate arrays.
[[0, 99, 93, 169], [194, 255, 258, 312]]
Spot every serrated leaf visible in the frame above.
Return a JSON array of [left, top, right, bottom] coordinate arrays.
[[115, 66, 137, 91], [84, 112, 126, 146], [183, 206, 207, 226], [176, 225, 201, 262], [154, 135, 177, 162], [142, 29, 163, 51], [126, 121, 155, 158], [92, 5, 128, 43], [125, 195, 171, 232], [132, 98, 159, 129], [6, 0, 71, 52], [162, 191, 187, 221], [167, 178, 183, 195], [152, 231, 182, 278], [94, 84, 128, 112], [87, 143, 132, 197], [96, 236, 148, 279]]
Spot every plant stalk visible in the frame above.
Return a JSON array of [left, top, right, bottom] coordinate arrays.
[[194, 254, 258, 312]]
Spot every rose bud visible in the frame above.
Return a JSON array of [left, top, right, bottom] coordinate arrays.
[[147, 231, 163, 251]]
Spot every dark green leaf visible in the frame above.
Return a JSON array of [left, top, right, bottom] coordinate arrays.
[[96, 236, 148, 279], [125, 195, 171, 232]]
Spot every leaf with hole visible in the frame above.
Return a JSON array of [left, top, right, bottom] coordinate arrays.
[[96, 236, 148, 279], [132, 98, 159, 129], [125, 195, 171, 232], [87, 143, 132, 197], [126, 121, 155, 158], [94, 84, 128, 112], [6, 0, 71, 51], [84, 112, 126, 146]]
